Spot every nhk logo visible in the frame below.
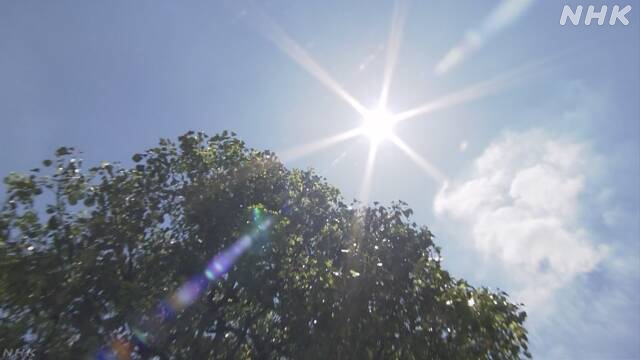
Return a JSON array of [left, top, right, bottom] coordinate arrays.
[[560, 5, 632, 25]]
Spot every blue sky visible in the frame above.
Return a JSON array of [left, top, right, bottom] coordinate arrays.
[[1, 0, 638, 358]]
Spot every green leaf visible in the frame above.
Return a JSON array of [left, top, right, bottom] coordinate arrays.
[[55, 147, 70, 157], [47, 215, 59, 230], [0, 131, 530, 359]]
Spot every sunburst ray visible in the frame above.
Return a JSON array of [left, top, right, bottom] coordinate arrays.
[[253, 8, 367, 115], [358, 145, 378, 204], [396, 56, 555, 123], [278, 128, 362, 162], [379, 0, 408, 108], [390, 135, 447, 184]]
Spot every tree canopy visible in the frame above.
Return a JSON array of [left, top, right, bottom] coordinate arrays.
[[0, 131, 530, 359]]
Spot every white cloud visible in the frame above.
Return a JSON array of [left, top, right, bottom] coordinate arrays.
[[435, 0, 535, 75], [435, 130, 608, 307]]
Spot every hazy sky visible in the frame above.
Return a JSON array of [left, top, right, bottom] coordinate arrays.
[[1, 1, 638, 358]]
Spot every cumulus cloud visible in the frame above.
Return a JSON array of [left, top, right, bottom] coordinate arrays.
[[435, 0, 535, 75], [434, 130, 608, 307]]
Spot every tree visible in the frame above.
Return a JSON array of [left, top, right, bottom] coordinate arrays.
[[0, 131, 530, 359]]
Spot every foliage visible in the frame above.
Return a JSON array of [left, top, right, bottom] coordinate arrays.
[[0, 131, 530, 359]]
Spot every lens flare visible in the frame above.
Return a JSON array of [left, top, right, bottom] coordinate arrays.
[[98, 211, 273, 359], [96, 338, 132, 360], [170, 275, 208, 311], [204, 235, 253, 281]]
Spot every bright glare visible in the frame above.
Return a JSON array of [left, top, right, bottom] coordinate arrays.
[[361, 108, 395, 144]]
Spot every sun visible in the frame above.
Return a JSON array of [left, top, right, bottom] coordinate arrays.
[[360, 107, 396, 145]]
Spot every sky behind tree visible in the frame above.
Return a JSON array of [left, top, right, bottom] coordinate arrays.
[[1, 0, 638, 358]]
